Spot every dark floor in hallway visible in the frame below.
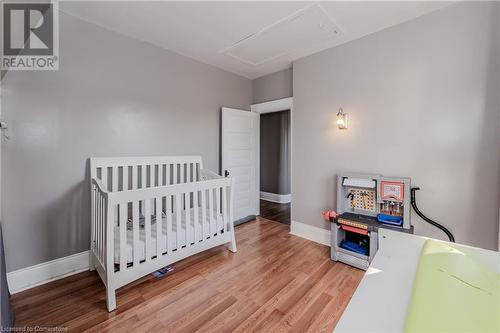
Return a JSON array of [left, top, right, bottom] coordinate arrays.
[[259, 199, 290, 225]]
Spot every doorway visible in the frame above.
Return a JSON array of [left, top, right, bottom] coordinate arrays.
[[251, 98, 292, 225]]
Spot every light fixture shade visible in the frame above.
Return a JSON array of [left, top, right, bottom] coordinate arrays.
[[336, 108, 348, 129]]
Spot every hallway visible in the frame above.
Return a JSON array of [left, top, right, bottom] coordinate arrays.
[[259, 200, 290, 225]]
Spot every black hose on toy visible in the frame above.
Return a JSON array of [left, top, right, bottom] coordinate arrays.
[[410, 187, 455, 242]]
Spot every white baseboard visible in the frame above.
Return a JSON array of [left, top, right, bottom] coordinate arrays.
[[260, 191, 291, 204], [7, 250, 89, 294], [290, 220, 331, 246]]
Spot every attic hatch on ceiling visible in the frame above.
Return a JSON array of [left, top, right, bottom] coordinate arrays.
[[221, 4, 342, 66]]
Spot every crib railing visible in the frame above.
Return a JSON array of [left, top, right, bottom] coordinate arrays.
[[91, 172, 234, 288], [91, 156, 204, 193]]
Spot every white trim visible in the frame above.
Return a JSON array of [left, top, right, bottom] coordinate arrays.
[[251, 97, 293, 114], [7, 251, 89, 294], [290, 220, 331, 247], [260, 191, 291, 204]]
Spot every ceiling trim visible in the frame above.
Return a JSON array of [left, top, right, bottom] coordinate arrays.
[[251, 97, 293, 114]]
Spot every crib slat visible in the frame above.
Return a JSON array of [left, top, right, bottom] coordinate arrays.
[[139, 165, 145, 235], [95, 190, 99, 260], [112, 167, 118, 192], [137, 165, 142, 189], [94, 191, 98, 260], [208, 188, 214, 237], [102, 194, 106, 264], [112, 167, 119, 227], [141, 165, 146, 189], [156, 196, 162, 258], [91, 184, 95, 254], [100, 195, 105, 263], [97, 190, 101, 260], [123, 166, 129, 191], [173, 164, 178, 185], [222, 186, 228, 233], [186, 163, 191, 183], [132, 166, 138, 190], [180, 164, 184, 184], [149, 165, 154, 187], [101, 194, 104, 260], [144, 199, 151, 262], [119, 203, 127, 271], [166, 195, 173, 252], [175, 194, 182, 249], [155, 165, 159, 187], [185, 192, 191, 245], [201, 189, 207, 239], [92, 185, 96, 252], [99, 193, 103, 262], [193, 190, 199, 242], [99, 192, 103, 260], [158, 164, 163, 186], [215, 187, 220, 236], [132, 201, 140, 267], [101, 168, 108, 191]]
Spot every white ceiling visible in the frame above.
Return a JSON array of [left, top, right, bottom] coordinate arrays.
[[61, 1, 453, 79]]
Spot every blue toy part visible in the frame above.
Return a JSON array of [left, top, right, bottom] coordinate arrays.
[[152, 266, 174, 278], [340, 240, 369, 256], [377, 213, 403, 226]]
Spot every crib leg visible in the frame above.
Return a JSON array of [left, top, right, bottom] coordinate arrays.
[[225, 232, 237, 253], [106, 286, 116, 312]]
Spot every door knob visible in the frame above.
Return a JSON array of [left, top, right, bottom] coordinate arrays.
[[224, 170, 230, 177]]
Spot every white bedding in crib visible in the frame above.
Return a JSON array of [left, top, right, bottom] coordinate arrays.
[[114, 207, 224, 264]]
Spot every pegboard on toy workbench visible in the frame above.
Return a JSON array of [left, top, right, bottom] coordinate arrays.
[[337, 173, 379, 217], [346, 187, 376, 212]]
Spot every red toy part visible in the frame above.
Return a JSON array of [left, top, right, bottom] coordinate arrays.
[[340, 224, 369, 235], [322, 210, 338, 222]]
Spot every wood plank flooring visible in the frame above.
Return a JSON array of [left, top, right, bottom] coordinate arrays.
[[11, 217, 364, 333], [259, 200, 290, 225]]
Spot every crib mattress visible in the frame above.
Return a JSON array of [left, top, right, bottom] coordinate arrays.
[[114, 207, 224, 264]]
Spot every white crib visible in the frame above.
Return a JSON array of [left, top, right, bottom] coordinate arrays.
[[89, 156, 236, 312]]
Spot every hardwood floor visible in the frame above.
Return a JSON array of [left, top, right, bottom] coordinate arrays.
[[12, 217, 363, 333], [259, 200, 290, 225]]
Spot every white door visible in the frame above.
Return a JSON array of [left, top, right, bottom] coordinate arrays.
[[221, 107, 259, 222]]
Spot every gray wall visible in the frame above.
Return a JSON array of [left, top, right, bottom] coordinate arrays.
[[496, 2, 500, 249], [260, 110, 290, 195], [292, 2, 500, 249], [252, 68, 292, 104], [2, 2, 499, 272], [1, 11, 252, 271]]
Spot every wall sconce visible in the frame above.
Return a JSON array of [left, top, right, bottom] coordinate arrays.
[[336, 108, 348, 129]]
